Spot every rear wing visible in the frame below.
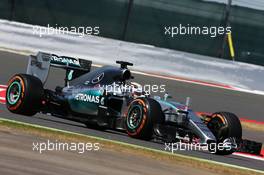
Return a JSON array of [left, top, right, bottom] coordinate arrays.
[[27, 52, 92, 86]]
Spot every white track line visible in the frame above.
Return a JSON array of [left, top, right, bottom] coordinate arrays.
[[2, 48, 264, 96], [132, 70, 234, 90], [233, 152, 264, 161], [1, 117, 263, 174], [93, 63, 264, 96]]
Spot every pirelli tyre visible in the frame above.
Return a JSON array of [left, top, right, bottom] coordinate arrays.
[[125, 98, 164, 140], [207, 112, 242, 155], [6, 74, 44, 116]]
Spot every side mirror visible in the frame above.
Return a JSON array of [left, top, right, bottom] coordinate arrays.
[[164, 93, 172, 101], [184, 97, 191, 111]]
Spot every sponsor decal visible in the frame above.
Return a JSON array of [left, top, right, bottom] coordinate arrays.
[[0, 86, 6, 104], [75, 93, 100, 103], [67, 70, 74, 81], [100, 97, 105, 105], [51, 55, 80, 67], [92, 73, 104, 84]]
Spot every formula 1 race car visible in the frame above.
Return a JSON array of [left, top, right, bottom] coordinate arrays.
[[6, 52, 262, 155]]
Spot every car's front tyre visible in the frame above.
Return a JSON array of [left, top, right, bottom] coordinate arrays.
[[207, 112, 242, 155]]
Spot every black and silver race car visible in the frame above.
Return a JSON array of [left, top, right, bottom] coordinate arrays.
[[6, 52, 262, 155]]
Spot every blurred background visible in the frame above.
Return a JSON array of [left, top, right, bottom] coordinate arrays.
[[0, 0, 263, 66]]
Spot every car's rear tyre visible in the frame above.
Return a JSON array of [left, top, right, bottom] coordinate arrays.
[[6, 74, 44, 116], [125, 98, 164, 140], [207, 112, 242, 155]]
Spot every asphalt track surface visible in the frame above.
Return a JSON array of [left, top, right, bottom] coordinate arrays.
[[0, 51, 263, 171]]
